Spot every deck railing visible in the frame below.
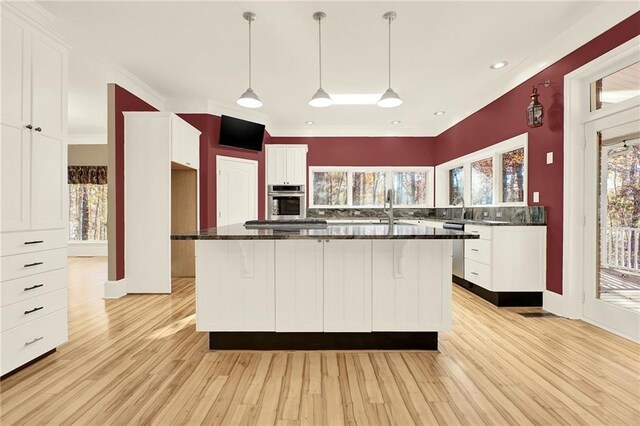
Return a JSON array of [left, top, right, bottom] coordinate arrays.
[[604, 227, 640, 272]]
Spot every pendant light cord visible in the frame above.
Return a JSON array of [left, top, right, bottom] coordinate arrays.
[[387, 17, 391, 89], [318, 17, 323, 89], [248, 19, 252, 89]]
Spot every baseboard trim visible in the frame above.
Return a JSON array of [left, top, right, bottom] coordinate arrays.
[[543, 289, 567, 317], [209, 332, 438, 350], [103, 279, 126, 299], [582, 316, 640, 344], [453, 276, 542, 307]]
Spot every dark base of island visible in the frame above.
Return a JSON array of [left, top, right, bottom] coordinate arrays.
[[209, 332, 438, 350], [453, 276, 542, 307]]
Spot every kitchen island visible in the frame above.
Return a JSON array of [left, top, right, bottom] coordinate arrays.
[[172, 223, 478, 350]]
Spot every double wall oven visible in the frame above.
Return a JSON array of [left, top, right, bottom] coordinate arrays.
[[267, 185, 306, 220]]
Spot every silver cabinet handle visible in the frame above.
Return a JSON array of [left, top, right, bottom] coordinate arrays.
[[471, 248, 479, 252], [25, 337, 44, 346], [470, 272, 478, 275]]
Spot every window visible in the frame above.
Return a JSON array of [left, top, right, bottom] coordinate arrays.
[[502, 148, 525, 203], [310, 167, 434, 208], [312, 171, 348, 206], [68, 166, 108, 241], [448, 167, 464, 205], [590, 62, 640, 112], [471, 158, 493, 205], [352, 171, 386, 206], [436, 133, 527, 207]]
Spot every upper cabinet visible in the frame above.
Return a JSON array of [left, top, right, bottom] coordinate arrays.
[[266, 145, 308, 185], [171, 116, 199, 169], [1, 13, 68, 232]]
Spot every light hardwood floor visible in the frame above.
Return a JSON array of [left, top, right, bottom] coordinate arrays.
[[1, 257, 639, 425]]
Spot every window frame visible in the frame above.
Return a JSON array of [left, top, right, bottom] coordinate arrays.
[[309, 166, 435, 208], [435, 133, 528, 207]]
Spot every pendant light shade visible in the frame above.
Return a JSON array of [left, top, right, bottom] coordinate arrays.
[[309, 12, 332, 108], [237, 12, 262, 109], [378, 11, 402, 108]]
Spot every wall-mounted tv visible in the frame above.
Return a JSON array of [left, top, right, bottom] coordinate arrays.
[[219, 115, 265, 152]]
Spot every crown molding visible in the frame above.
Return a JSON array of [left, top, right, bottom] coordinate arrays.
[[1, 0, 73, 50], [433, 1, 640, 136], [104, 64, 166, 111]]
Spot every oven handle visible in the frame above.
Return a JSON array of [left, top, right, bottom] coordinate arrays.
[[268, 192, 305, 196]]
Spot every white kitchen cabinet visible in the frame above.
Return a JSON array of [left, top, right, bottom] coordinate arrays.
[[323, 240, 372, 332], [196, 241, 275, 331], [463, 224, 546, 292], [275, 240, 323, 331], [266, 145, 307, 185], [171, 116, 199, 169], [372, 240, 452, 331], [125, 112, 200, 293], [0, 7, 69, 376]]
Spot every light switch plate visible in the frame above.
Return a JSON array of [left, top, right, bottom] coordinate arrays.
[[546, 152, 554, 164], [533, 192, 540, 203]]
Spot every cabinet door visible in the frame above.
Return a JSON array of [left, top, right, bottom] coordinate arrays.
[[323, 240, 372, 332], [31, 133, 66, 230], [196, 241, 275, 331], [285, 147, 307, 185], [1, 124, 30, 231], [372, 240, 451, 331], [275, 240, 323, 331], [183, 125, 199, 169], [1, 15, 31, 128], [266, 147, 287, 185], [171, 117, 183, 165], [31, 34, 65, 141]]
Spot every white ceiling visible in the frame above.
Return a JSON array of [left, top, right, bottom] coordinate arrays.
[[34, 1, 639, 137]]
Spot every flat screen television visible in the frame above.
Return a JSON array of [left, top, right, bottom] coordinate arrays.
[[219, 115, 265, 152]]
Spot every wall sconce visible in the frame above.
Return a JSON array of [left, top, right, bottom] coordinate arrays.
[[526, 79, 551, 128]]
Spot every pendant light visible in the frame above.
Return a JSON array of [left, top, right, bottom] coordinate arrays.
[[237, 11, 262, 109], [377, 11, 403, 108], [309, 12, 333, 107]]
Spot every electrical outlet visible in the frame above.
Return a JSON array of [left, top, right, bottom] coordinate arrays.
[[353, 210, 361, 215], [533, 192, 540, 203], [318, 210, 325, 215], [546, 152, 554, 164], [483, 211, 489, 217], [496, 212, 503, 218]]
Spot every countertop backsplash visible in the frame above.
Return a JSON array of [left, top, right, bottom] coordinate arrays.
[[307, 206, 546, 225]]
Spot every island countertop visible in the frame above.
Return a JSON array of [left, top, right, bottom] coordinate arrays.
[[171, 223, 480, 240]]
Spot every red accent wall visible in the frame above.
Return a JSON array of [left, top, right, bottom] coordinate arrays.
[[178, 114, 266, 228], [433, 12, 640, 294], [269, 137, 437, 166], [113, 85, 158, 280]]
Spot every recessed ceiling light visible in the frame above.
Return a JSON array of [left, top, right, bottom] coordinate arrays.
[[305, 121, 315, 125], [391, 120, 401, 125], [490, 61, 508, 69], [434, 111, 446, 116]]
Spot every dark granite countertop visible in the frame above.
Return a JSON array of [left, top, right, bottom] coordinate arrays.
[[171, 223, 480, 240], [397, 218, 547, 226]]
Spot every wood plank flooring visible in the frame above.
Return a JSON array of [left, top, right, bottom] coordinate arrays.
[[1, 257, 639, 425]]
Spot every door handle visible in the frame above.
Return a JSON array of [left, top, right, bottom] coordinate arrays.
[[25, 124, 33, 130], [34, 127, 42, 132], [24, 306, 44, 315]]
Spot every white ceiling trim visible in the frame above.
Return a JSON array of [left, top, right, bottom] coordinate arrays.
[[2, 1, 73, 50], [104, 64, 166, 111]]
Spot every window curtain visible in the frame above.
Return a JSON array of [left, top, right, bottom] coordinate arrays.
[[68, 166, 107, 184]]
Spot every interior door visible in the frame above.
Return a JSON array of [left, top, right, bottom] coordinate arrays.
[[584, 106, 640, 341], [216, 156, 258, 227]]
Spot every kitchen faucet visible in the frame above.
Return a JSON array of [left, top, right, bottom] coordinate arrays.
[[383, 189, 394, 226], [454, 196, 466, 219]]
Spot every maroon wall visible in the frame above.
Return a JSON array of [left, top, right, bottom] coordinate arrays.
[[433, 12, 640, 294], [178, 114, 266, 228], [269, 137, 437, 166], [113, 85, 158, 280]]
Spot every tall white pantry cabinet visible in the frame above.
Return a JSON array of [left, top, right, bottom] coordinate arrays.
[[0, 8, 70, 376]]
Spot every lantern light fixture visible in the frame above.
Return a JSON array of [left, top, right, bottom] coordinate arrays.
[[526, 79, 551, 128]]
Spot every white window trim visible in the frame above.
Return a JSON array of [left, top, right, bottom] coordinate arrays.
[[435, 133, 528, 208], [309, 166, 435, 208]]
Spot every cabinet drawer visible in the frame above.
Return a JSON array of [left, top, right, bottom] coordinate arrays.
[[465, 239, 491, 265], [465, 259, 492, 290], [0, 248, 66, 281], [465, 225, 492, 240], [0, 308, 67, 376], [1, 229, 67, 256], [1, 268, 67, 307], [1, 288, 67, 332]]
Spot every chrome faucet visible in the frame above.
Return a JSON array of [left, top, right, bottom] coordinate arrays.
[[455, 196, 466, 219], [383, 189, 394, 225]]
